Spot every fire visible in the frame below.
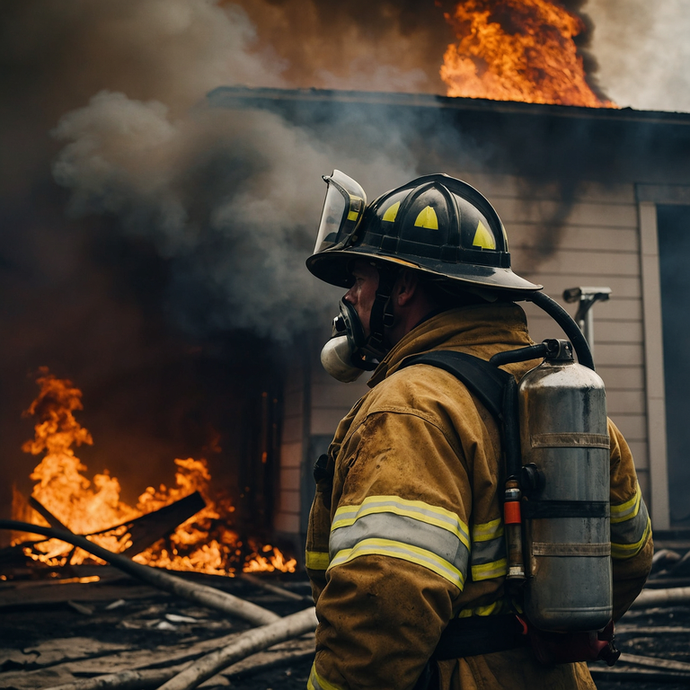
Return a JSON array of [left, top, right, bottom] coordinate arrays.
[[441, 0, 613, 107], [13, 369, 296, 576]]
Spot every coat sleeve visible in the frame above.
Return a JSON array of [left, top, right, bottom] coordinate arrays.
[[308, 408, 473, 690], [608, 419, 653, 621]]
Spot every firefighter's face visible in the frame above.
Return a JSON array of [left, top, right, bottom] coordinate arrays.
[[344, 261, 379, 338]]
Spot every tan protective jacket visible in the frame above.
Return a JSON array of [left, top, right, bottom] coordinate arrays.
[[306, 303, 653, 690]]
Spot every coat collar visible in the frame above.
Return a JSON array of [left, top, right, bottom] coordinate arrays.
[[368, 302, 534, 388]]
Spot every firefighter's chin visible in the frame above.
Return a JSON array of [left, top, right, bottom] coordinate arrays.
[[320, 335, 366, 383]]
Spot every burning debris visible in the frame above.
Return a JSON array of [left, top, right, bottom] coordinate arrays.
[[10, 368, 296, 577]]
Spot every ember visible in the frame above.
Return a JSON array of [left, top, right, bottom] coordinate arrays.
[[441, 0, 613, 107], [12, 368, 296, 576]]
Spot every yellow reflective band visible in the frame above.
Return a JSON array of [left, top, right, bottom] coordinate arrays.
[[471, 558, 508, 581], [305, 550, 330, 570], [414, 206, 439, 229], [329, 537, 465, 590], [382, 201, 400, 222], [347, 210, 359, 221], [611, 487, 641, 524], [472, 220, 496, 249], [612, 517, 651, 559], [472, 517, 504, 543], [308, 663, 344, 690], [332, 495, 470, 550], [457, 599, 505, 618]]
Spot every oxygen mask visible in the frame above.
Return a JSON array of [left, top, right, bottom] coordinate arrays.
[[320, 299, 377, 382]]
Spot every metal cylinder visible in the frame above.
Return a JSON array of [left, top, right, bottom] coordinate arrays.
[[519, 355, 612, 632]]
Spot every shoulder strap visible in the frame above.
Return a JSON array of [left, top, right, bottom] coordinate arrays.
[[400, 350, 521, 478], [400, 351, 512, 422]]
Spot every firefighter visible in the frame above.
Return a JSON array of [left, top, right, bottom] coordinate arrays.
[[304, 171, 653, 690]]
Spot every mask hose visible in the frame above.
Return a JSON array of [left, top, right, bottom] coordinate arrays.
[[525, 292, 595, 371]]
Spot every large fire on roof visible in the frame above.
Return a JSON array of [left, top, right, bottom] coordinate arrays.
[[441, 0, 613, 106]]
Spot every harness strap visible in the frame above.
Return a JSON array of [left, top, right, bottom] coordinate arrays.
[[433, 615, 527, 660]]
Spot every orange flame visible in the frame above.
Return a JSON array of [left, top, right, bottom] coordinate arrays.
[[14, 369, 296, 576], [441, 0, 613, 107]]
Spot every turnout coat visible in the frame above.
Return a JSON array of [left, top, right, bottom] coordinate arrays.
[[305, 303, 653, 690]]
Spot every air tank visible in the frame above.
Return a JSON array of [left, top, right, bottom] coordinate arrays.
[[518, 340, 612, 632]]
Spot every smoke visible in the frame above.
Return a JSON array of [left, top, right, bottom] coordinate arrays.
[[586, 0, 690, 112], [227, 0, 455, 94], [51, 89, 414, 338]]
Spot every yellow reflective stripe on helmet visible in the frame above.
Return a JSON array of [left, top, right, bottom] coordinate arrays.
[[612, 516, 651, 559], [328, 537, 465, 589], [305, 550, 330, 570], [471, 557, 508, 581], [611, 487, 642, 524], [382, 201, 400, 222], [332, 495, 470, 549], [308, 663, 343, 690], [472, 517, 504, 543], [414, 206, 439, 229], [472, 220, 496, 249]]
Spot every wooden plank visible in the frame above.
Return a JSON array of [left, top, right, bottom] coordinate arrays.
[[279, 468, 300, 492], [281, 419, 303, 445], [0, 578, 160, 610], [511, 248, 640, 277], [597, 366, 645, 391], [525, 314, 643, 344], [627, 441, 649, 469], [457, 173, 635, 204], [607, 390, 646, 416], [509, 224, 639, 252], [280, 442, 303, 470], [592, 343, 644, 367], [493, 198, 638, 228], [519, 276, 642, 301], [609, 414, 647, 442]]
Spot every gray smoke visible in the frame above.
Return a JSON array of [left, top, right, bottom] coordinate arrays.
[[50, 89, 415, 339], [21, 0, 421, 341], [586, 0, 690, 112]]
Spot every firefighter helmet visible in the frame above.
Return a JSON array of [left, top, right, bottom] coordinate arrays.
[[307, 171, 541, 293]]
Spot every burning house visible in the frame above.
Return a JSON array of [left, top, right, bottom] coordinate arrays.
[[2, 0, 689, 581], [4, 2, 690, 688]]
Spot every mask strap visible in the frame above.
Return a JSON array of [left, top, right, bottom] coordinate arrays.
[[366, 267, 397, 358]]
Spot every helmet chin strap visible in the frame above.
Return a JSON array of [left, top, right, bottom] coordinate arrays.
[[364, 266, 398, 359]]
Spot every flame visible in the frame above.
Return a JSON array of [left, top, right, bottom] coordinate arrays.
[[14, 369, 296, 576], [441, 0, 613, 107]]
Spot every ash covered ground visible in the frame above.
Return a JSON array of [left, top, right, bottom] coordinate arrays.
[[2, 560, 690, 689]]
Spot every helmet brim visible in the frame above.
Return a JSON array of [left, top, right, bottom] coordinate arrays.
[[306, 247, 542, 293]]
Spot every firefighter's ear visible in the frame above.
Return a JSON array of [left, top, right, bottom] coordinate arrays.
[[393, 270, 419, 307]]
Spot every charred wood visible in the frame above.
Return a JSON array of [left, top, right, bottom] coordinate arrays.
[[27, 493, 206, 559], [238, 573, 311, 603], [0, 520, 280, 626]]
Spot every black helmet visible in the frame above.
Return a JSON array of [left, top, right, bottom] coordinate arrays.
[[307, 170, 541, 293]]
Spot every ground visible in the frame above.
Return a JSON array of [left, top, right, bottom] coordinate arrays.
[[1, 561, 690, 689]]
